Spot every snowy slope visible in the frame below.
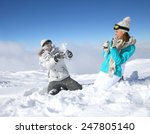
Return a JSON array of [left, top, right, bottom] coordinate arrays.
[[0, 59, 150, 117]]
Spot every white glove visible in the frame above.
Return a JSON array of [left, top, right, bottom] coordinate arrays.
[[103, 41, 110, 53], [42, 50, 51, 61]]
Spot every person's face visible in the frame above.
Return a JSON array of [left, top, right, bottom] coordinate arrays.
[[43, 43, 52, 51], [115, 29, 125, 39]]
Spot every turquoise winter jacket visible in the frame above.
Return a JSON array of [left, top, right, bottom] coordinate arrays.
[[100, 41, 136, 77]]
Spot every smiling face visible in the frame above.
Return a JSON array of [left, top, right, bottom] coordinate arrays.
[[42, 43, 53, 52], [115, 29, 125, 39]]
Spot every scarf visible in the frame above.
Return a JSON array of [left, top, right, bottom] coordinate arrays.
[[108, 37, 136, 77]]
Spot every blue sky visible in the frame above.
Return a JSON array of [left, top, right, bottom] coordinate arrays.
[[0, 0, 150, 49]]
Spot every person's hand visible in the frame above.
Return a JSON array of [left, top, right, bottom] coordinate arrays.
[[103, 41, 110, 53], [42, 51, 51, 61], [112, 37, 118, 48], [66, 50, 73, 58], [54, 53, 61, 62]]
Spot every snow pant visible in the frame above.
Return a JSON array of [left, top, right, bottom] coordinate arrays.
[[47, 76, 82, 94], [93, 71, 121, 90]]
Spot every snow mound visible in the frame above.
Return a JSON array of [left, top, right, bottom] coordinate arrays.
[[0, 59, 150, 117]]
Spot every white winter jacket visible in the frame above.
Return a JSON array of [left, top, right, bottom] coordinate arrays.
[[39, 47, 70, 82]]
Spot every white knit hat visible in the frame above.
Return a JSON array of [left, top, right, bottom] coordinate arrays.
[[114, 17, 131, 32], [40, 39, 52, 47]]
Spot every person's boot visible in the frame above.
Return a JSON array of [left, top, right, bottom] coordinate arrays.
[[49, 88, 61, 95]]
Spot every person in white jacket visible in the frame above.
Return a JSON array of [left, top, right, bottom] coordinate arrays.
[[38, 39, 82, 95]]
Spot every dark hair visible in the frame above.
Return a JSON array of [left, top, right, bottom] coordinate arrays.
[[122, 32, 130, 42], [42, 40, 52, 47]]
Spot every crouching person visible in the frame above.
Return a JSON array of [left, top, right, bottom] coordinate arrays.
[[38, 39, 82, 95]]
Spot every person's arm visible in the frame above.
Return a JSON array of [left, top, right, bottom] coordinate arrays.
[[57, 49, 73, 60], [110, 45, 136, 65], [51, 47, 65, 62]]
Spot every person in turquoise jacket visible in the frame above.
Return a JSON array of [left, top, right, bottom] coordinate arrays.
[[94, 17, 136, 90]]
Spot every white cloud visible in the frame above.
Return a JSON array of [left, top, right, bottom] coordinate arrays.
[[132, 42, 150, 59], [65, 44, 102, 74], [0, 41, 39, 71]]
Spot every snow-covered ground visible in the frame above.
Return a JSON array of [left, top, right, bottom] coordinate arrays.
[[0, 59, 150, 117]]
